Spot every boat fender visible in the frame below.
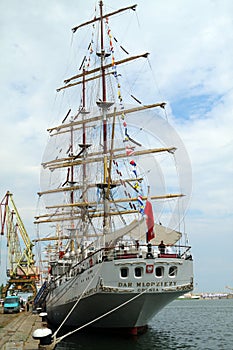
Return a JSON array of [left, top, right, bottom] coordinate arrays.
[[146, 252, 154, 259], [89, 258, 93, 267]]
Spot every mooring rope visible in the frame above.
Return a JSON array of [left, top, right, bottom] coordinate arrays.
[[52, 262, 103, 340], [55, 286, 150, 344]]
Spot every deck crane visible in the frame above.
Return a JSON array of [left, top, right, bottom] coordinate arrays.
[[0, 191, 39, 298]]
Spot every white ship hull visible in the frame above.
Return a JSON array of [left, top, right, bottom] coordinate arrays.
[[46, 255, 193, 331]]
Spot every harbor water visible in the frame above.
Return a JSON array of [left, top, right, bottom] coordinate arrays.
[[55, 298, 233, 350]]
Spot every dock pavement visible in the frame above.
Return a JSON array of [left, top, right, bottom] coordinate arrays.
[[0, 309, 46, 350]]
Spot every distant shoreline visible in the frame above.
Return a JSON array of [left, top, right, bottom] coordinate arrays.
[[178, 292, 233, 300]]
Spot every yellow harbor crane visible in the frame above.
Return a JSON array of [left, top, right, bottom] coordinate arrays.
[[0, 191, 39, 298]]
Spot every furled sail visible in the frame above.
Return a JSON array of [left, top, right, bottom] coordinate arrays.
[[105, 218, 181, 246]]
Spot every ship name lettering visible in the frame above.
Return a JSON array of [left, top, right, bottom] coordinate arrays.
[[137, 282, 161, 287], [118, 282, 132, 288], [118, 281, 177, 289]]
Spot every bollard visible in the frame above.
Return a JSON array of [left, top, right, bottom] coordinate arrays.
[[39, 312, 48, 322], [32, 327, 53, 346]]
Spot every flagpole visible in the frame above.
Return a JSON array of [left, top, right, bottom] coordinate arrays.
[[146, 186, 150, 244]]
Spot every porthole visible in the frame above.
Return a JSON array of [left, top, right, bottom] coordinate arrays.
[[169, 266, 177, 277], [135, 267, 143, 277], [120, 267, 129, 278], [155, 266, 164, 277]]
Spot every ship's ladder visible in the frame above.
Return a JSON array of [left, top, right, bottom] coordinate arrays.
[[33, 281, 49, 309]]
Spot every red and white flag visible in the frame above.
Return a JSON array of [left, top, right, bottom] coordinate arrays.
[[144, 199, 155, 242]]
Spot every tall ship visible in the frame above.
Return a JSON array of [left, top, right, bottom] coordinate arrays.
[[34, 1, 194, 335]]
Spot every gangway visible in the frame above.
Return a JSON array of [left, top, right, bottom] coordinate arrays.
[[33, 281, 49, 310]]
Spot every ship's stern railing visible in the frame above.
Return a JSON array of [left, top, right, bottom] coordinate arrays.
[[103, 243, 192, 261]]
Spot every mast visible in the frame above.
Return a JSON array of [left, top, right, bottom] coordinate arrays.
[[100, 0, 107, 106], [69, 118, 75, 253], [81, 68, 87, 195], [36, 2, 182, 245], [96, 1, 114, 236], [79, 67, 91, 247]]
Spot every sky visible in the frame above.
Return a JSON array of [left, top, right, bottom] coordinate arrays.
[[0, 0, 232, 293]]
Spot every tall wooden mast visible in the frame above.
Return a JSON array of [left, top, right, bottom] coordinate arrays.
[[97, 1, 114, 235]]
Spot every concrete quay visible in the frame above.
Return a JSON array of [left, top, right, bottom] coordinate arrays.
[[0, 310, 45, 350]]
